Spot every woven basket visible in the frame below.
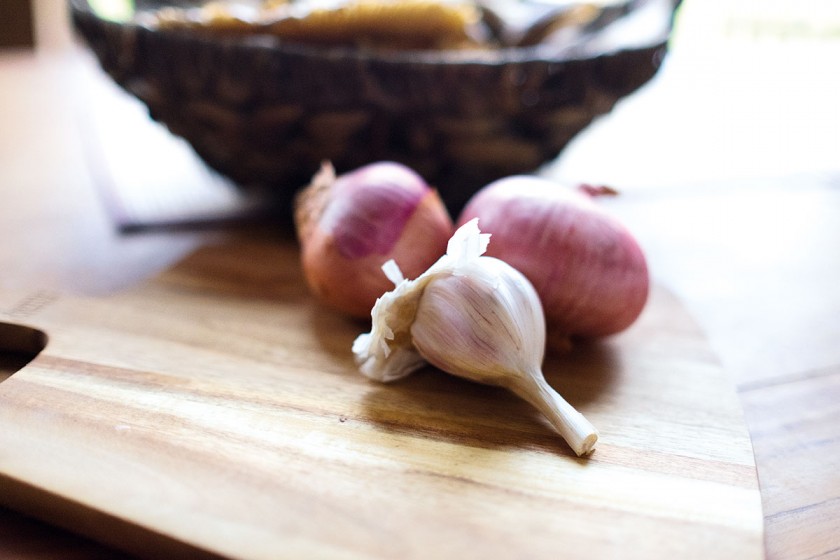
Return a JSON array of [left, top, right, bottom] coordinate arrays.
[[70, 0, 679, 215]]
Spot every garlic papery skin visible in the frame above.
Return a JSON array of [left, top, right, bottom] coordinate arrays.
[[295, 161, 453, 318], [352, 219, 599, 456]]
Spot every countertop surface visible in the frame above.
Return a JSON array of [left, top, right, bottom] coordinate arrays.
[[1, 2, 839, 558]]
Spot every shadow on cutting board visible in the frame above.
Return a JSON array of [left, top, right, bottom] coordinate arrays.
[[0, 323, 47, 383]]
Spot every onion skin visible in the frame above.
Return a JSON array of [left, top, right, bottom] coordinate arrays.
[[295, 161, 454, 318], [456, 176, 649, 338]]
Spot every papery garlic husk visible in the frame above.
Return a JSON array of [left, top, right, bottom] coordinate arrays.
[[353, 219, 598, 456]]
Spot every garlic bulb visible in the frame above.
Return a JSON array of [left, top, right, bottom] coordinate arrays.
[[353, 219, 598, 456]]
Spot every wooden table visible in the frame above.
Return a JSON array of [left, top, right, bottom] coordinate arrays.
[[1, 9, 839, 560]]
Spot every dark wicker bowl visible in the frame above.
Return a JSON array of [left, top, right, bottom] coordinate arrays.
[[70, 0, 679, 215]]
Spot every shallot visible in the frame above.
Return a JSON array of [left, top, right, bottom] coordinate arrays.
[[457, 175, 649, 338], [294, 161, 453, 318]]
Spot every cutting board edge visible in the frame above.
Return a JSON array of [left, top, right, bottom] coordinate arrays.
[[0, 471, 224, 560]]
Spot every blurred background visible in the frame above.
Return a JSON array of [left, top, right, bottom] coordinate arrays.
[[4, 0, 838, 205], [4, 0, 838, 184]]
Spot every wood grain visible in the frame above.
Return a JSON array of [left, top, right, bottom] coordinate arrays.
[[741, 370, 840, 560], [0, 234, 763, 559]]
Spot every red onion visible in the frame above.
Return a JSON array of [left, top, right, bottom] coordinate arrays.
[[456, 175, 649, 338], [295, 161, 454, 318]]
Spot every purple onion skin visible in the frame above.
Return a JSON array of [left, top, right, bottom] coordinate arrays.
[[320, 162, 428, 259], [295, 161, 454, 318], [457, 176, 649, 338]]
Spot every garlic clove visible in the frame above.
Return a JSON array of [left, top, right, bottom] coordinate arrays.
[[353, 219, 599, 456], [410, 257, 599, 456], [409, 256, 546, 389], [352, 219, 489, 382]]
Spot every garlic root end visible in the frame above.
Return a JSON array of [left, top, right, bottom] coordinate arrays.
[[511, 374, 599, 457]]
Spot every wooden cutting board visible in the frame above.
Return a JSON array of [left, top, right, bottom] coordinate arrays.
[[0, 234, 764, 559]]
